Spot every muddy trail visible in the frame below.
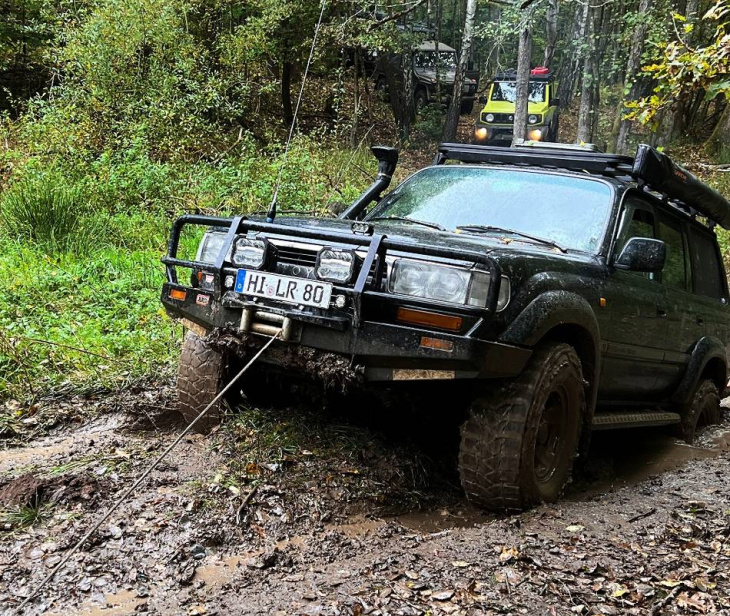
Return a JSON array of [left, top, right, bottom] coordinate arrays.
[[1, 388, 730, 616]]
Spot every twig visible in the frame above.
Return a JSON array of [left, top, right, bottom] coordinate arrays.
[[235, 484, 259, 525], [650, 583, 684, 615], [628, 507, 657, 523], [22, 337, 126, 364]]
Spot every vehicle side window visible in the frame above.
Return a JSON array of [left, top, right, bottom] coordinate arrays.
[[657, 215, 688, 290], [689, 226, 726, 300], [616, 198, 657, 280]]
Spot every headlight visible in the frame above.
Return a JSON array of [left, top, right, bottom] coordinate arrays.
[[389, 259, 510, 310], [528, 114, 540, 124], [475, 127, 488, 140], [195, 230, 228, 264], [232, 237, 268, 269], [485, 113, 495, 123], [316, 248, 357, 284]]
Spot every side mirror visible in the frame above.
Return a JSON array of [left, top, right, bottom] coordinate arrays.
[[550, 97, 560, 107], [614, 237, 666, 273], [478, 95, 487, 104]]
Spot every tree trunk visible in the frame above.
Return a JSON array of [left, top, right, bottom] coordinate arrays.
[[282, 61, 294, 126], [399, 50, 415, 144], [512, 21, 533, 145], [443, 0, 477, 142], [543, 0, 559, 68], [557, 0, 589, 108], [705, 100, 730, 158], [576, 3, 597, 143], [614, 0, 652, 154]]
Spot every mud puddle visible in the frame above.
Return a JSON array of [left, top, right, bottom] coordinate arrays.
[[569, 421, 730, 498]]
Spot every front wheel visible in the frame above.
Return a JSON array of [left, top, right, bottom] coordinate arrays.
[[177, 332, 228, 433], [414, 89, 428, 113], [459, 343, 585, 510]]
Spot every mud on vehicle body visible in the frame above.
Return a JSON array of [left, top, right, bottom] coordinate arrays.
[[161, 142, 730, 510]]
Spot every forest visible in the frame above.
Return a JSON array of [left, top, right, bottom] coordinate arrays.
[[0, 0, 728, 400]]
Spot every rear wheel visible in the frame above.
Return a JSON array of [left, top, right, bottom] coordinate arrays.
[[675, 379, 721, 444], [177, 332, 228, 433], [414, 88, 428, 113], [459, 343, 585, 510]]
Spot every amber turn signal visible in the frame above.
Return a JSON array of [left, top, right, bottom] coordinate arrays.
[[420, 336, 455, 352], [397, 307, 463, 331], [169, 288, 187, 301]]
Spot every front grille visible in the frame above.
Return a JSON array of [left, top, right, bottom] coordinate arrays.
[[274, 244, 319, 267], [481, 112, 514, 123]]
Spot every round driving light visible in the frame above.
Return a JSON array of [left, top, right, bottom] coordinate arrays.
[[475, 127, 488, 140], [485, 113, 495, 123], [334, 295, 347, 309], [224, 275, 234, 289], [529, 128, 543, 141], [528, 114, 538, 124]]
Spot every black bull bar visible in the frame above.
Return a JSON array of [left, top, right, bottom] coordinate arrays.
[[162, 214, 502, 329]]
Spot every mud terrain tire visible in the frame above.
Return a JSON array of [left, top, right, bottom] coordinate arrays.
[[459, 343, 585, 510], [177, 332, 227, 433], [675, 379, 721, 444]]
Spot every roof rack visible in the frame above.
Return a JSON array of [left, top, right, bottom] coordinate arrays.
[[435, 142, 633, 177], [434, 142, 730, 230], [493, 68, 554, 82]]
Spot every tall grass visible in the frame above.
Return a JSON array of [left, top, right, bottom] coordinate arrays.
[[0, 172, 96, 254]]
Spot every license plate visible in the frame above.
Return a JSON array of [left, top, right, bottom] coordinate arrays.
[[235, 269, 333, 309]]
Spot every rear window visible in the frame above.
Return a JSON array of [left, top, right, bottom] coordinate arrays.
[[688, 227, 725, 300]]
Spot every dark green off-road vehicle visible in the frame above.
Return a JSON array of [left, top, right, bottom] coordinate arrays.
[[161, 142, 730, 510]]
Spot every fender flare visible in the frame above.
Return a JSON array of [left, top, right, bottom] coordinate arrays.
[[499, 290, 602, 455], [671, 336, 728, 406]]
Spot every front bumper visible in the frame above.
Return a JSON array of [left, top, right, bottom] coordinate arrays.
[[162, 282, 531, 381], [160, 215, 531, 382], [473, 123, 548, 144]]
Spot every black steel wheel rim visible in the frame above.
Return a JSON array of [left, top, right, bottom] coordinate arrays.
[[534, 386, 568, 483]]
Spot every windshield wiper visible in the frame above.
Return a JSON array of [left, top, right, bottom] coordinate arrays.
[[455, 225, 568, 253], [369, 216, 446, 231]]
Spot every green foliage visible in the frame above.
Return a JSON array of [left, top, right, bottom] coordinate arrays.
[[630, 1, 730, 125]]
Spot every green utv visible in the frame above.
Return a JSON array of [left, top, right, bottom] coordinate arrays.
[[161, 142, 730, 510]]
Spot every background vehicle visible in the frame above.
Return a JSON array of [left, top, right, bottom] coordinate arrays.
[[474, 68, 560, 144], [161, 142, 730, 511], [373, 41, 479, 114]]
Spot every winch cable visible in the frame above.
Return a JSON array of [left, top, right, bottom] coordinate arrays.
[[266, 0, 328, 223], [15, 332, 280, 614]]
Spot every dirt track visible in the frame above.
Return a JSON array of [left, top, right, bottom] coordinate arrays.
[[1, 388, 730, 616]]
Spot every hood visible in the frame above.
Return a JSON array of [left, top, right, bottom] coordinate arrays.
[[415, 68, 457, 84], [253, 216, 576, 261]]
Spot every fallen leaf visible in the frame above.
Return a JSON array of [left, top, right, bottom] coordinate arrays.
[[432, 589, 455, 601], [565, 525, 585, 533], [451, 561, 469, 568], [499, 546, 519, 563]]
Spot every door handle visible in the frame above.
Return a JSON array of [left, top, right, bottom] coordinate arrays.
[[657, 306, 667, 318]]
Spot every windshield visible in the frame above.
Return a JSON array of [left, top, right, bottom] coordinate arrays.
[[491, 81, 546, 103], [366, 166, 613, 253], [414, 51, 457, 71]]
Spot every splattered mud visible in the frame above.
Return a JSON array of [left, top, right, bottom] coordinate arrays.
[[1, 387, 729, 615]]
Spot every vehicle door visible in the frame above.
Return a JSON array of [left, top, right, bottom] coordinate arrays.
[[684, 224, 730, 361], [654, 209, 694, 396], [600, 194, 668, 400]]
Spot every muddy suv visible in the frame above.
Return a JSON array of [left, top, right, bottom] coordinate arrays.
[[373, 41, 479, 114], [161, 142, 730, 510]]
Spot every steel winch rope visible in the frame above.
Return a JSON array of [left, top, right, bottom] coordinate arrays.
[[267, 0, 328, 222], [15, 332, 280, 614]]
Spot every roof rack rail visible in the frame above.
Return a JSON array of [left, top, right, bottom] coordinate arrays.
[[434, 142, 634, 177], [434, 142, 730, 230]]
